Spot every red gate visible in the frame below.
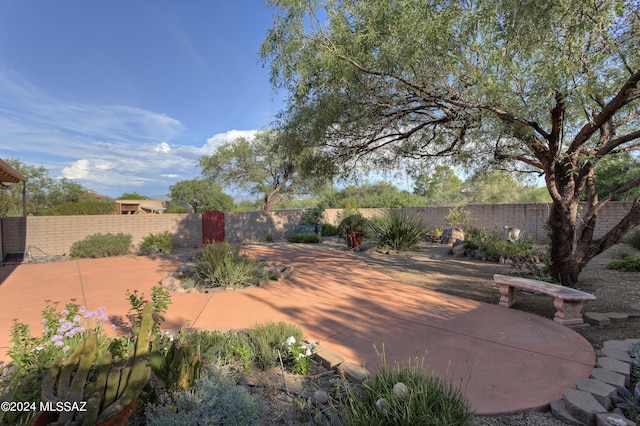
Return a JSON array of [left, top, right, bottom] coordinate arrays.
[[202, 210, 225, 244]]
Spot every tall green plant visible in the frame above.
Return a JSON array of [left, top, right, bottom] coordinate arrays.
[[194, 243, 262, 288], [369, 211, 429, 251]]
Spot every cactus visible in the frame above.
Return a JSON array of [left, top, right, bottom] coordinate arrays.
[[38, 302, 156, 425]]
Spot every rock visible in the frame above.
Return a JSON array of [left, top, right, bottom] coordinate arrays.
[[338, 362, 370, 383], [563, 389, 608, 426], [575, 378, 617, 410], [502, 226, 521, 242], [185, 287, 200, 294], [452, 242, 466, 257], [590, 368, 627, 392], [393, 382, 407, 398], [600, 347, 632, 364], [172, 286, 186, 293], [161, 276, 176, 288], [313, 345, 345, 369], [602, 312, 629, 322], [585, 312, 612, 327], [596, 358, 631, 385], [313, 390, 329, 405], [595, 412, 635, 426], [440, 227, 464, 245], [550, 399, 585, 426]]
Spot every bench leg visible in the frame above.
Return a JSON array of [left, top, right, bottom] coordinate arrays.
[[553, 299, 585, 325], [498, 285, 516, 308]]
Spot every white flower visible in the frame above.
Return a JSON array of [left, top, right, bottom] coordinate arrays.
[[297, 353, 304, 360], [285, 336, 296, 346], [35, 346, 44, 351], [308, 342, 317, 350]]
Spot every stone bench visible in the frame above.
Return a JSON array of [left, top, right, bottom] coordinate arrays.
[[493, 274, 597, 326]]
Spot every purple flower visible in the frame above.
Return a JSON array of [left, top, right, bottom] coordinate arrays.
[[51, 335, 63, 342], [53, 341, 64, 347]]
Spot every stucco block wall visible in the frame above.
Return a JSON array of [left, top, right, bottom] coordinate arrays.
[[2, 213, 202, 256], [1, 202, 636, 257], [224, 209, 305, 243]]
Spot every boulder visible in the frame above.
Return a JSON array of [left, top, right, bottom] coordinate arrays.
[[441, 227, 464, 245]]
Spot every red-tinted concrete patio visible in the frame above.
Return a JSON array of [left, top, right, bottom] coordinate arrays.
[[0, 244, 595, 415]]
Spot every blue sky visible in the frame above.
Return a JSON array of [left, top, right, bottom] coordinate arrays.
[[0, 1, 286, 198]]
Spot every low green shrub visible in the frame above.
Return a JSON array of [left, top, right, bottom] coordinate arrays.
[[623, 229, 640, 250], [321, 223, 339, 236], [337, 352, 473, 425], [140, 231, 173, 254], [166, 204, 189, 213], [144, 366, 262, 425], [338, 213, 370, 239], [247, 322, 304, 371], [608, 244, 638, 260], [43, 201, 117, 215], [287, 233, 323, 243], [369, 211, 429, 251], [194, 243, 262, 288], [69, 232, 132, 258], [605, 257, 640, 272]]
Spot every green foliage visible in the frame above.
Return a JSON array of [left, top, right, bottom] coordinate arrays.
[[336, 351, 473, 425], [462, 170, 551, 204], [144, 366, 262, 426], [605, 257, 640, 272], [443, 206, 472, 229], [412, 165, 464, 205], [70, 233, 132, 258], [607, 245, 638, 260], [595, 153, 640, 202], [464, 227, 539, 259], [198, 130, 331, 211], [126, 286, 172, 336], [140, 231, 174, 254], [149, 340, 202, 391], [247, 322, 304, 371], [194, 242, 262, 288], [613, 382, 640, 423], [338, 212, 370, 238], [0, 158, 95, 216], [321, 223, 339, 236], [319, 182, 425, 208], [117, 192, 150, 200], [369, 211, 429, 251], [169, 178, 234, 213], [624, 229, 640, 250], [42, 201, 117, 215], [287, 233, 323, 243], [299, 206, 325, 224]]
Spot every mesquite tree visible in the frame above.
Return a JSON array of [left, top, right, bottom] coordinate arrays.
[[262, 0, 640, 286]]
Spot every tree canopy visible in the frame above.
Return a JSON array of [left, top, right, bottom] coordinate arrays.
[[262, 0, 640, 285], [0, 159, 97, 216], [198, 130, 332, 211], [168, 179, 234, 213]]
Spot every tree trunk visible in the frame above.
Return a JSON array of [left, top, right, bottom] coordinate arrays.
[[546, 200, 582, 287]]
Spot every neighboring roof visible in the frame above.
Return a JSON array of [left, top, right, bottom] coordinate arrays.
[[0, 158, 27, 183]]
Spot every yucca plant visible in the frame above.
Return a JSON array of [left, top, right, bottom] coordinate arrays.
[[369, 212, 429, 252]]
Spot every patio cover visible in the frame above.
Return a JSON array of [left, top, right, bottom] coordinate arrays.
[[0, 158, 27, 217]]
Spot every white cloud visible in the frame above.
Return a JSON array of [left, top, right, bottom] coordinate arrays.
[[61, 159, 90, 179], [152, 142, 171, 153], [0, 70, 264, 197]]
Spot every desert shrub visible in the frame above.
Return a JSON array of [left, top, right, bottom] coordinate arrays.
[[605, 257, 640, 272], [70, 233, 132, 258], [369, 211, 429, 251], [337, 353, 473, 425], [43, 201, 117, 215], [194, 243, 262, 288], [140, 231, 173, 254], [623, 229, 640, 250], [287, 233, 323, 243], [145, 366, 262, 425], [338, 213, 370, 238], [443, 206, 472, 229], [299, 207, 324, 225], [321, 223, 339, 236], [608, 245, 638, 260], [247, 322, 304, 371]]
